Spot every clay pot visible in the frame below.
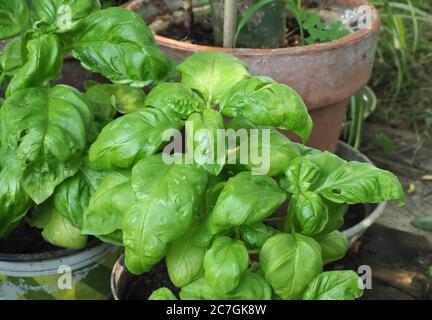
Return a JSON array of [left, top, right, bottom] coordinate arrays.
[[125, 0, 380, 152]]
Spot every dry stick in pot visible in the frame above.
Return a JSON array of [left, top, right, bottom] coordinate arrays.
[[182, 0, 194, 34], [223, 0, 237, 48]]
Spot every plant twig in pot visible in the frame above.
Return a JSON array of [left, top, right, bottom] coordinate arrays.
[[182, 0, 194, 34], [223, 0, 237, 48]]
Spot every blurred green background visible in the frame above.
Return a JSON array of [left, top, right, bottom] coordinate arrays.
[[369, 0, 431, 135]]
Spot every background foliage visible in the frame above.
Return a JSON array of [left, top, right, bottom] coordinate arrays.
[[369, 0, 432, 136]]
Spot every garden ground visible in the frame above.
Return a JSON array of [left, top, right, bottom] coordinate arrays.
[[337, 122, 432, 299]]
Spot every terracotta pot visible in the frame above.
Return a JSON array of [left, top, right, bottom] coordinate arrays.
[[125, 0, 380, 152]]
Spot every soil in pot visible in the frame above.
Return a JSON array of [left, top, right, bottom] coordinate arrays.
[[122, 262, 180, 300], [342, 204, 368, 230], [0, 220, 100, 257], [152, 1, 358, 49], [0, 221, 58, 255], [159, 15, 215, 46], [158, 15, 305, 47]]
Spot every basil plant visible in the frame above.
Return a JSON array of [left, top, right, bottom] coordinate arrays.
[[0, 0, 171, 245], [0, 2, 404, 300], [146, 53, 402, 301], [117, 52, 403, 300], [79, 52, 403, 300], [0, 0, 173, 96]]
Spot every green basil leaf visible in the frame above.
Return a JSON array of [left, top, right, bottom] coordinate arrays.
[[303, 270, 363, 300], [179, 276, 222, 300], [292, 151, 348, 234], [315, 231, 349, 264], [83, 79, 98, 90], [187, 109, 225, 176], [96, 229, 123, 246], [318, 200, 348, 235], [200, 175, 226, 217], [6, 34, 63, 97], [203, 236, 249, 294], [86, 119, 108, 146], [1, 85, 93, 204], [31, 0, 101, 32], [228, 117, 316, 176], [283, 158, 321, 193], [193, 220, 217, 248], [89, 107, 181, 170], [69, 7, 173, 87], [240, 222, 277, 249], [260, 233, 323, 300], [220, 76, 313, 142], [226, 272, 272, 300], [177, 51, 250, 106], [123, 155, 207, 274], [303, 151, 347, 188], [288, 191, 329, 236], [27, 204, 51, 230], [84, 83, 146, 116], [53, 161, 107, 228], [0, 0, 30, 40], [82, 170, 135, 236], [144, 83, 205, 120], [183, 272, 273, 300], [0, 37, 25, 77], [0, 151, 32, 238], [166, 224, 207, 287], [316, 161, 405, 206], [208, 172, 286, 233], [130, 154, 208, 202], [148, 288, 177, 300], [33, 202, 87, 250]]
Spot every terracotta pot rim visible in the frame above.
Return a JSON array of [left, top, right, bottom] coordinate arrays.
[[152, 2, 380, 57]]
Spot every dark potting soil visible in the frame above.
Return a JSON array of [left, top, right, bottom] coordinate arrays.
[[0, 220, 100, 256], [158, 16, 305, 48], [159, 18, 216, 46], [123, 261, 180, 300], [342, 204, 368, 231], [0, 221, 59, 255]]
